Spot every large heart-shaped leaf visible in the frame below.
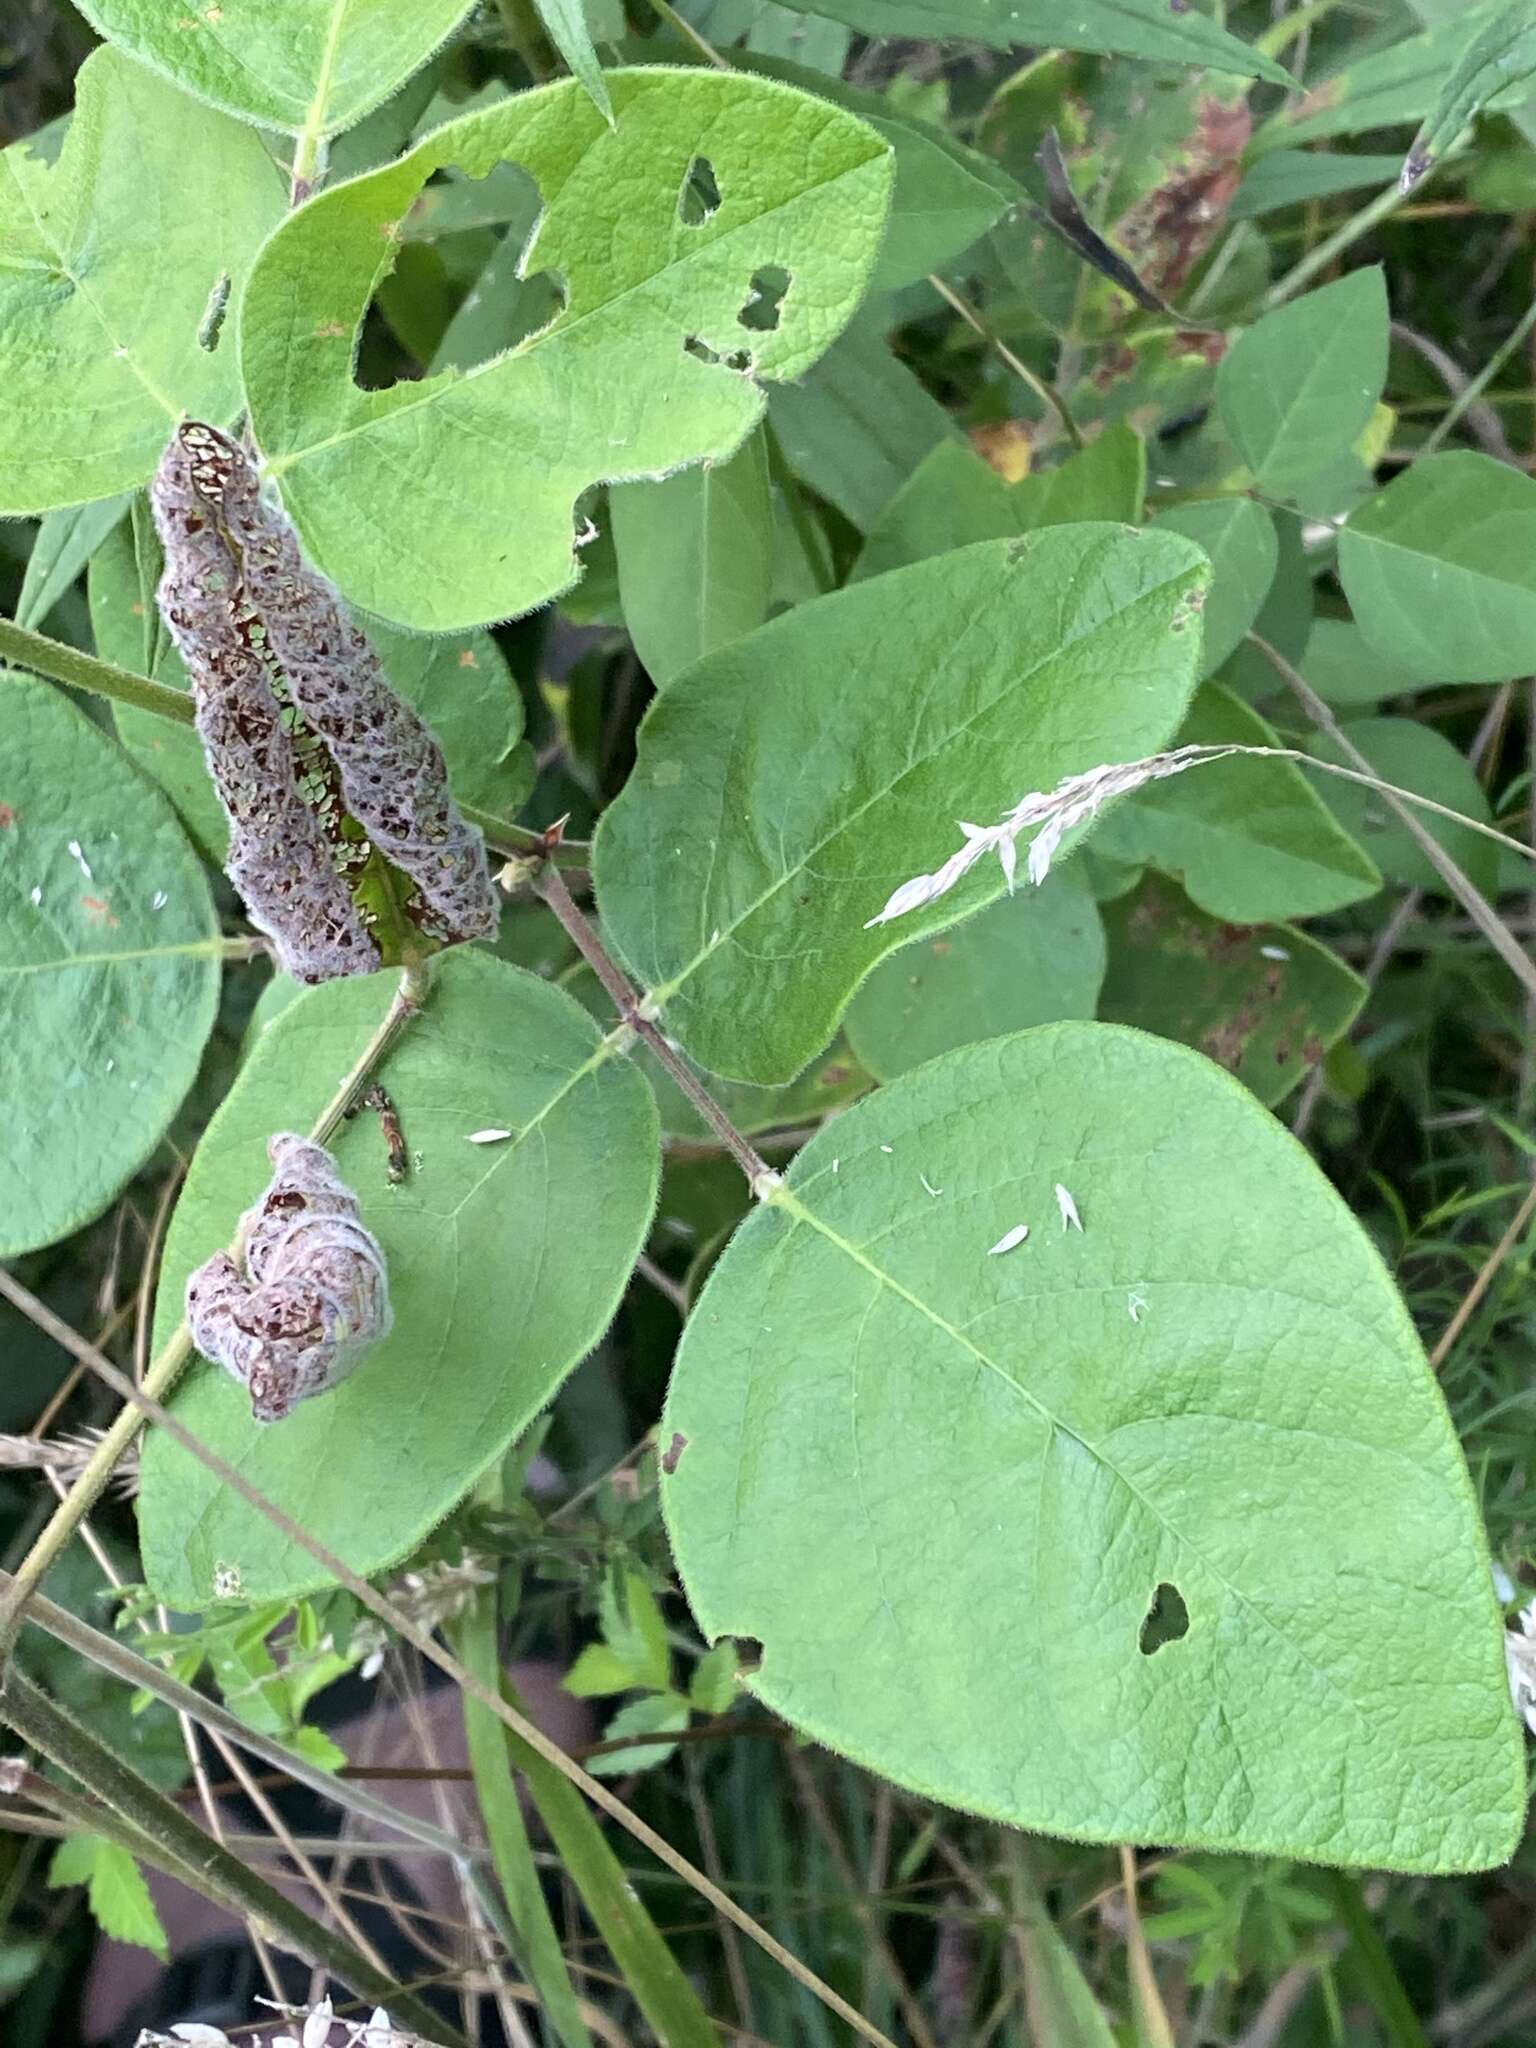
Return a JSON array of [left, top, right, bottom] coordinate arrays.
[[0, 48, 286, 514], [663, 1023, 1523, 1868], [71, 0, 476, 138], [241, 68, 893, 631], [595, 526, 1208, 1085], [0, 676, 220, 1256], [138, 950, 658, 1606], [1338, 453, 1536, 683]]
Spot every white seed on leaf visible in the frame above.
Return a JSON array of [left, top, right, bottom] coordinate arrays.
[[1259, 943, 1290, 961], [987, 1224, 1029, 1256], [1055, 1183, 1083, 1231], [465, 1128, 513, 1145]]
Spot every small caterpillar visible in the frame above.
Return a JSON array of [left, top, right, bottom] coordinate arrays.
[[186, 1134, 393, 1424], [150, 421, 498, 977]]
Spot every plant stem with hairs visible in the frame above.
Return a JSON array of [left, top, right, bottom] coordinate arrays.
[[531, 848, 775, 1188]]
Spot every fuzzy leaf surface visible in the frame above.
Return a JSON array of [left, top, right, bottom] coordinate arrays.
[[242, 68, 892, 629], [0, 48, 286, 513]]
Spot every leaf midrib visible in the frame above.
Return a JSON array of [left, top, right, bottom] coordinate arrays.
[[0, 938, 226, 979]]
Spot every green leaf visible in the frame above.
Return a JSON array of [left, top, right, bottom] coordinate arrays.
[[48, 1837, 168, 1960], [1092, 684, 1382, 922], [565, 1643, 639, 1698], [1338, 452, 1536, 683], [1229, 152, 1405, 220], [662, 1023, 1524, 1867], [844, 866, 1105, 1082], [470, 1647, 720, 2048], [1301, 617, 1417, 710], [852, 428, 1145, 582], [88, 511, 530, 864], [0, 48, 286, 514], [778, 0, 1289, 80], [72, 0, 477, 138], [731, 54, 1021, 288], [1255, 3, 1524, 153], [1098, 873, 1366, 1108], [137, 950, 659, 1606], [611, 430, 774, 687], [15, 498, 132, 633], [767, 318, 961, 531], [690, 1639, 738, 1713], [1220, 508, 1313, 701], [1306, 717, 1499, 900], [1151, 500, 1278, 679], [1013, 1855, 1118, 2047], [0, 675, 221, 1257], [1405, 1, 1536, 187], [599, 1569, 673, 1693], [532, 0, 615, 123], [588, 1691, 690, 1776], [241, 68, 893, 630], [595, 525, 1208, 1084], [1215, 269, 1389, 499]]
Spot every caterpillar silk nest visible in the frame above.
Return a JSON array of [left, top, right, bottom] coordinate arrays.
[[150, 419, 497, 983], [186, 1135, 393, 1424]]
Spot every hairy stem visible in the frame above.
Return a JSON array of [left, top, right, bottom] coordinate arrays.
[[0, 968, 426, 1666], [1248, 633, 1536, 1003], [532, 859, 775, 1187]]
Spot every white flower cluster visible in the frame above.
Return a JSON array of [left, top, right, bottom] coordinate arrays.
[[136, 1996, 447, 2047], [186, 1135, 392, 1424], [152, 422, 497, 980], [864, 745, 1233, 929], [350, 1551, 498, 1679]]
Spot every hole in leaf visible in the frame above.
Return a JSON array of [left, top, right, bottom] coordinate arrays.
[[732, 1635, 764, 1675], [738, 264, 789, 333], [684, 334, 722, 365], [356, 161, 561, 388], [678, 155, 721, 226], [1138, 1582, 1189, 1655]]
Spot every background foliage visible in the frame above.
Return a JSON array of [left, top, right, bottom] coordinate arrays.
[[6, 0, 1536, 2043]]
